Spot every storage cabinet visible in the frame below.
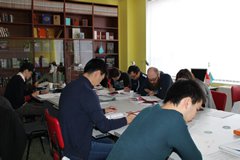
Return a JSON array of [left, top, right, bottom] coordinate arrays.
[[0, 0, 119, 88]]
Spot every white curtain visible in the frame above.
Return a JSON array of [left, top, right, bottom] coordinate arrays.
[[147, 0, 240, 84]]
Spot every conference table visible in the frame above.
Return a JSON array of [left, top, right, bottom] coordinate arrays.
[[37, 91, 240, 160]]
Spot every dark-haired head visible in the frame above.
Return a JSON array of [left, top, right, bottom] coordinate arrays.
[[109, 67, 120, 79], [19, 61, 34, 73], [175, 69, 194, 81], [84, 58, 107, 75], [164, 79, 206, 105], [127, 65, 140, 74]]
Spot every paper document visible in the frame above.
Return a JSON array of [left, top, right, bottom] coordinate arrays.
[[141, 96, 162, 102], [37, 93, 61, 99], [219, 140, 240, 157], [206, 109, 234, 118], [92, 129, 110, 139], [206, 151, 240, 160], [98, 95, 115, 102], [105, 112, 125, 119]]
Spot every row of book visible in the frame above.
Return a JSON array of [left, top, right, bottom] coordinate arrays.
[[33, 27, 63, 39], [65, 3, 92, 14], [94, 31, 114, 40], [0, 58, 28, 69], [94, 6, 118, 17], [0, 76, 11, 87], [0, 0, 31, 10], [66, 17, 89, 27], [33, 14, 61, 25], [33, 0, 64, 12], [0, 27, 9, 38]]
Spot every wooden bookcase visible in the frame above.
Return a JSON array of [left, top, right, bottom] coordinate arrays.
[[0, 0, 119, 89]]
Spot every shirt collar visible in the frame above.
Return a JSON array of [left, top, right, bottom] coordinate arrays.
[[17, 72, 25, 82]]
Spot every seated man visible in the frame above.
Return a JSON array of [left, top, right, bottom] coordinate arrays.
[[107, 79, 205, 160], [127, 65, 147, 95], [4, 61, 46, 117], [175, 68, 216, 109], [143, 67, 173, 99], [59, 58, 135, 160], [108, 67, 131, 92]]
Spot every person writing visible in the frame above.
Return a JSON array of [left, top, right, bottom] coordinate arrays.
[[4, 61, 46, 116], [59, 58, 135, 160], [127, 65, 147, 95], [143, 67, 173, 99], [108, 67, 131, 92], [107, 79, 205, 160]]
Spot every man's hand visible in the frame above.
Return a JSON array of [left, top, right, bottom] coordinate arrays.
[[126, 113, 136, 124], [105, 106, 117, 113], [31, 91, 40, 97]]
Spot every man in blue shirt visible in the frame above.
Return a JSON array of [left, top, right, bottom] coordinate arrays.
[[107, 79, 205, 160], [127, 65, 147, 95], [59, 58, 135, 160]]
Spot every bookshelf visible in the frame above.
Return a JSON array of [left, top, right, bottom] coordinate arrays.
[[0, 0, 119, 89]]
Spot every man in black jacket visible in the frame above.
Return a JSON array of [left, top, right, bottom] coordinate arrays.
[[4, 61, 45, 116], [127, 65, 147, 95]]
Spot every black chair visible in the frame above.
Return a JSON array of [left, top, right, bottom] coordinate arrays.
[[0, 96, 26, 160], [24, 118, 48, 160]]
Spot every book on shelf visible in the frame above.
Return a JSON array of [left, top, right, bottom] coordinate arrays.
[[106, 57, 115, 68], [80, 32, 85, 39], [109, 32, 114, 40], [106, 32, 110, 40], [73, 17, 79, 26], [107, 42, 114, 53], [33, 27, 38, 38], [0, 40, 8, 50], [82, 19, 88, 26], [38, 28, 46, 38], [46, 28, 55, 38], [42, 14, 52, 24], [101, 32, 106, 40], [56, 29, 63, 38], [72, 28, 81, 39], [53, 15, 61, 25], [33, 14, 40, 24], [65, 18, 71, 26]]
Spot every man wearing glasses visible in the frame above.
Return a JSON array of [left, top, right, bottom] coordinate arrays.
[[143, 67, 173, 99]]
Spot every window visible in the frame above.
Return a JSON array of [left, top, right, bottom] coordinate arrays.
[[147, 0, 240, 84]]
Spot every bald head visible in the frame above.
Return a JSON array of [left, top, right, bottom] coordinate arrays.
[[147, 67, 160, 84]]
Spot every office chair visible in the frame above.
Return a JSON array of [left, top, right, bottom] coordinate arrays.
[[211, 90, 227, 111], [231, 85, 240, 107], [45, 109, 64, 160]]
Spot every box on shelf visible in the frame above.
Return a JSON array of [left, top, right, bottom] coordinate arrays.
[[109, 32, 114, 40], [46, 28, 55, 38]]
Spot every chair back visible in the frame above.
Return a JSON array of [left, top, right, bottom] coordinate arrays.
[[231, 85, 240, 107], [211, 90, 227, 111], [44, 109, 64, 159]]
